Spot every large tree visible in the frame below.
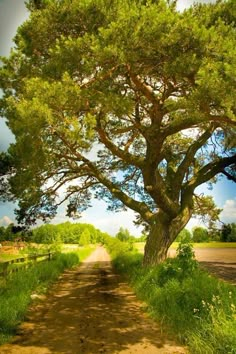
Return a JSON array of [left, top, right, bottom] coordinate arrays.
[[0, 0, 235, 265]]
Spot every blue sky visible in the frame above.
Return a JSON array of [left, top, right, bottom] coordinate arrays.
[[0, 0, 235, 235]]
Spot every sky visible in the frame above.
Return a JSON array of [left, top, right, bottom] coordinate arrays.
[[0, 0, 235, 235]]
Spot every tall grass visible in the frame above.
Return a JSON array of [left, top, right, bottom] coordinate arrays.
[[0, 247, 93, 345], [106, 238, 236, 354]]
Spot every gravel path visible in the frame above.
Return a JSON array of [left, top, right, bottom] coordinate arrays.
[[0, 247, 186, 354]]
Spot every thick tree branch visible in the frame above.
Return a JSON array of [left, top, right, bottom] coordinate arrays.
[[143, 169, 179, 218], [96, 115, 144, 168], [127, 66, 163, 123], [163, 112, 236, 138], [221, 169, 236, 183], [52, 126, 152, 221], [174, 125, 216, 189], [187, 154, 236, 190]]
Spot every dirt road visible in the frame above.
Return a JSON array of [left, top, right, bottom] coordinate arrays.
[[0, 247, 186, 354]]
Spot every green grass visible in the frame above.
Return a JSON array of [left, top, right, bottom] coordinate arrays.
[[0, 246, 94, 345], [134, 241, 236, 253], [106, 239, 236, 354]]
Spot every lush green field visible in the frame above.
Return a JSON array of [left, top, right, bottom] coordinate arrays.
[[134, 242, 236, 253], [0, 246, 94, 345], [0, 243, 96, 264], [105, 237, 236, 354], [0, 254, 20, 262]]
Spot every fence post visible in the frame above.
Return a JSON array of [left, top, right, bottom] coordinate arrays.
[[3, 262, 8, 277]]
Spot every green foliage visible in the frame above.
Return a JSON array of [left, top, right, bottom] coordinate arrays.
[[104, 234, 134, 260], [176, 239, 198, 276], [0, 227, 5, 242], [175, 228, 192, 242], [105, 236, 236, 353], [79, 229, 91, 246], [193, 196, 223, 229], [115, 227, 131, 242], [221, 223, 236, 242], [192, 226, 209, 243], [153, 239, 198, 287], [30, 222, 104, 245], [115, 227, 145, 244]]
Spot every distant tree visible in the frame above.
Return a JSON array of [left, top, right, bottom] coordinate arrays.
[[32, 224, 61, 243], [0, 0, 235, 265], [3, 223, 16, 241], [139, 233, 147, 242], [116, 227, 131, 242], [176, 228, 192, 242], [227, 223, 236, 242], [79, 229, 91, 246], [0, 226, 5, 242], [228, 223, 236, 242], [31, 222, 104, 244], [207, 224, 221, 241], [11, 225, 26, 234], [221, 223, 236, 242], [192, 226, 209, 243], [221, 223, 232, 242]]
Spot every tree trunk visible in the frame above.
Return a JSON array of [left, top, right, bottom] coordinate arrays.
[[143, 211, 191, 266]]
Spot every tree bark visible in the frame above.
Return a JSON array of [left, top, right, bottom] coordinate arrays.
[[143, 210, 191, 266]]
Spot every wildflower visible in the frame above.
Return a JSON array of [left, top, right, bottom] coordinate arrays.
[[209, 304, 214, 311], [193, 308, 199, 313]]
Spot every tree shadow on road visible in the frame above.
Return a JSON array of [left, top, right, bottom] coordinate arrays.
[[1, 259, 185, 354], [200, 261, 236, 285]]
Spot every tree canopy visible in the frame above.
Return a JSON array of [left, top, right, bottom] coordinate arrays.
[[0, 0, 235, 264]]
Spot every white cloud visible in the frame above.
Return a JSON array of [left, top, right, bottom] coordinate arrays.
[[79, 208, 143, 237], [177, 0, 215, 12], [220, 199, 236, 223], [0, 216, 13, 227]]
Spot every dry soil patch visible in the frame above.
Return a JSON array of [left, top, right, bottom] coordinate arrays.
[[168, 248, 236, 285]]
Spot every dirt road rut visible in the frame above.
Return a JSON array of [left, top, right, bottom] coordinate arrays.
[[0, 247, 186, 354]]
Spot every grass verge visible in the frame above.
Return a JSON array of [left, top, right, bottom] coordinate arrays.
[[0, 246, 93, 345], [105, 238, 236, 354]]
